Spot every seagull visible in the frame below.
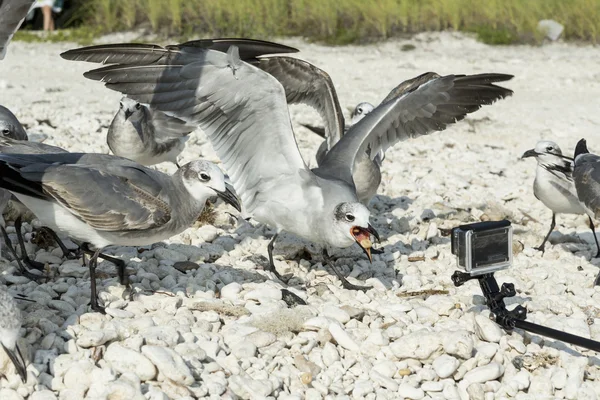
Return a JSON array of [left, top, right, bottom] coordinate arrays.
[[62, 38, 298, 168], [62, 40, 513, 290], [522, 140, 600, 257], [108, 97, 196, 167], [0, 152, 241, 311], [0, 0, 35, 60], [0, 285, 27, 382], [251, 62, 479, 205]]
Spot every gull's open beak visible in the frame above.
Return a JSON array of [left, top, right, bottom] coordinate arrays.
[[124, 109, 133, 120], [215, 182, 241, 212], [521, 149, 538, 159], [2, 343, 27, 382], [351, 224, 380, 263]]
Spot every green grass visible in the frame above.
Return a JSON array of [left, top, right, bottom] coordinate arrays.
[[22, 0, 600, 45]]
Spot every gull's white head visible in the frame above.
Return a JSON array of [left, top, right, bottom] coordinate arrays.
[[179, 160, 241, 211], [330, 202, 379, 260], [521, 140, 568, 166], [350, 102, 375, 126], [0, 106, 27, 140], [118, 97, 145, 123]]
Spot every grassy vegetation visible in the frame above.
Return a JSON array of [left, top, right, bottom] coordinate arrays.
[[23, 0, 600, 45]]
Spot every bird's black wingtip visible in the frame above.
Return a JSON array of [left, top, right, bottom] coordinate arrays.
[[574, 138, 589, 158]]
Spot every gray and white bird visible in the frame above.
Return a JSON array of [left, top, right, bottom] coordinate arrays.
[[107, 97, 196, 167], [0, 153, 241, 311], [62, 39, 299, 168], [522, 140, 600, 257], [0, 285, 27, 382], [0, 0, 35, 60], [62, 40, 513, 290], [254, 64, 469, 205]]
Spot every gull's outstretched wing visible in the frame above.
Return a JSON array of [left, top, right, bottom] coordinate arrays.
[[60, 38, 298, 66], [0, 0, 35, 60], [318, 73, 514, 185], [255, 56, 344, 150], [0, 153, 172, 231], [72, 46, 311, 215]]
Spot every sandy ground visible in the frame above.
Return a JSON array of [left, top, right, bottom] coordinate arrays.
[[0, 32, 600, 399]]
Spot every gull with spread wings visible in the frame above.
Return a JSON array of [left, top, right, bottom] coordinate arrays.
[[62, 40, 513, 290]]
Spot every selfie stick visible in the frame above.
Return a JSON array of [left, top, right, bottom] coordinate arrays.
[[452, 271, 600, 353]]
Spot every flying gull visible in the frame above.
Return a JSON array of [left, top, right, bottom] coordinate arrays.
[[62, 40, 513, 290]]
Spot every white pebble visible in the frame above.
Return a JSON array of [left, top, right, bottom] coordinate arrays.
[[220, 282, 242, 300], [328, 323, 359, 352], [463, 362, 504, 385], [142, 346, 194, 385], [474, 315, 503, 343], [105, 343, 156, 381], [433, 354, 460, 379], [398, 383, 425, 399]]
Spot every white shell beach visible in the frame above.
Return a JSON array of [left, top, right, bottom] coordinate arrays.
[[0, 31, 600, 399]]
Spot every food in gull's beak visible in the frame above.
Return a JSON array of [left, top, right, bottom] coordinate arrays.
[[351, 226, 374, 262]]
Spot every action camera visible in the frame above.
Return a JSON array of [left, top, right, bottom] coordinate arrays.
[[451, 220, 512, 276]]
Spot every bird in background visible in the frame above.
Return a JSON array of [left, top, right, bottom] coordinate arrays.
[[0, 285, 27, 382], [107, 97, 197, 167], [63, 38, 300, 168], [64, 39, 514, 290], [522, 140, 600, 257]]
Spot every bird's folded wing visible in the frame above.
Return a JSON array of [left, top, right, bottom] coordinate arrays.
[[255, 56, 344, 150], [78, 46, 311, 215], [0, 0, 35, 60], [319, 73, 514, 185], [0, 153, 171, 231]]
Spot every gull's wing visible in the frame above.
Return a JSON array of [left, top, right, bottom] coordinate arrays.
[[0, 136, 68, 154], [255, 56, 345, 150], [0, 0, 35, 60], [380, 72, 442, 103], [319, 73, 514, 185], [59, 38, 298, 66], [574, 153, 600, 218], [0, 153, 172, 231], [74, 46, 311, 215]]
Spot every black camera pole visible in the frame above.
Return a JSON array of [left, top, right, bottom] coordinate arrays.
[[452, 271, 600, 353]]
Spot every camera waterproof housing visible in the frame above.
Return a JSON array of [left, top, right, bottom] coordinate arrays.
[[451, 220, 512, 276]]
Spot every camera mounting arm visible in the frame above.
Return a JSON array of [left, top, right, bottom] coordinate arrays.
[[452, 271, 600, 353]]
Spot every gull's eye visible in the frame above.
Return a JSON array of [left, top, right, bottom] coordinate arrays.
[[1, 129, 9, 135], [345, 213, 355, 222], [135, 103, 141, 110], [546, 146, 553, 152], [199, 172, 210, 182]]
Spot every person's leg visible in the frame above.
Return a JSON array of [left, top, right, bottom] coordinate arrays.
[[42, 6, 54, 31]]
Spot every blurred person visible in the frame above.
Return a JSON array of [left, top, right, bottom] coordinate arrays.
[[29, 0, 62, 31]]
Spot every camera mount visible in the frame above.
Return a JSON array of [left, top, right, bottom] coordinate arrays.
[[452, 270, 600, 353]]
